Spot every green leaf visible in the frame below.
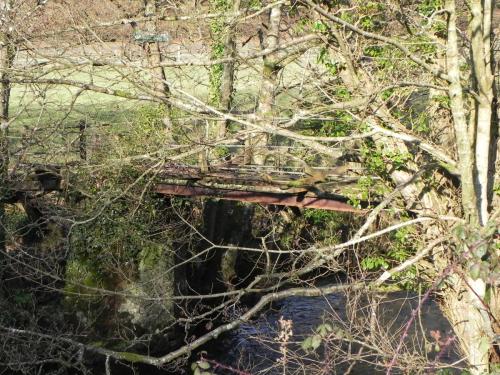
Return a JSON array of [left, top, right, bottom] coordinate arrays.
[[483, 223, 497, 238], [301, 336, 313, 351], [469, 262, 481, 280], [424, 341, 431, 353], [313, 21, 327, 32], [472, 243, 488, 258], [484, 286, 492, 304], [478, 336, 490, 355], [311, 334, 322, 350], [479, 261, 491, 280], [316, 323, 333, 337], [452, 224, 466, 241]]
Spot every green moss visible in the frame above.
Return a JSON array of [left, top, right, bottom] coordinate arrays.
[[89, 341, 106, 348], [214, 146, 230, 158], [139, 244, 164, 272], [221, 249, 237, 285], [65, 259, 107, 296], [248, 0, 261, 8], [4, 205, 29, 239]]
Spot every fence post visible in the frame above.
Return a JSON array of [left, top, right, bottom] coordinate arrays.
[[78, 119, 87, 161]]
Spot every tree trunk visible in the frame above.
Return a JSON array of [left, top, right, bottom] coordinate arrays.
[[143, 0, 172, 135], [444, 2, 496, 372], [445, 0, 479, 224], [204, 0, 240, 170], [245, 4, 282, 165], [0, 0, 15, 269], [443, 276, 498, 374], [470, 0, 495, 225], [218, 0, 240, 139]]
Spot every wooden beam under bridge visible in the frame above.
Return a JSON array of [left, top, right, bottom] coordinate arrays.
[[156, 184, 365, 213]]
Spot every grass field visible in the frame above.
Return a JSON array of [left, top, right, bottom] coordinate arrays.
[[8, 52, 320, 165]]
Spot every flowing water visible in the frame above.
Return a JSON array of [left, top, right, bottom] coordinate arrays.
[[208, 291, 460, 374]]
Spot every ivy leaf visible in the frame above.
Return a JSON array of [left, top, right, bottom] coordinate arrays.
[[313, 21, 327, 32], [469, 262, 481, 280], [301, 336, 313, 351], [472, 243, 488, 259], [453, 225, 466, 241], [316, 323, 333, 337], [311, 334, 322, 350]]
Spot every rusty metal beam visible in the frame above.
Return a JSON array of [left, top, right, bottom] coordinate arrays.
[[156, 184, 364, 213]]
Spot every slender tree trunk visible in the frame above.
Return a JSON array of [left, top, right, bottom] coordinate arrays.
[[443, 277, 496, 374], [203, 0, 240, 170], [0, 0, 15, 269], [143, 0, 173, 135], [445, 2, 495, 372], [470, 0, 495, 225], [245, 4, 282, 165], [218, 0, 240, 139], [194, 0, 241, 173], [445, 0, 479, 224]]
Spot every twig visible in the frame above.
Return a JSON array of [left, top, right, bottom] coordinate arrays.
[[202, 356, 252, 375]]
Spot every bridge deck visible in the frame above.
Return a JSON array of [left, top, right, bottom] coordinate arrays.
[[156, 184, 364, 213], [154, 164, 378, 213], [7, 162, 380, 213]]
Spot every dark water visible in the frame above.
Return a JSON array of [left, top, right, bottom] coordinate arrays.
[[207, 291, 460, 374]]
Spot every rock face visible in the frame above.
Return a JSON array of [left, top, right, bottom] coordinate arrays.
[[65, 235, 181, 353], [61, 193, 183, 354], [118, 244, 175, 333]]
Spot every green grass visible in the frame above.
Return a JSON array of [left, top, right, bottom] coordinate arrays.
[[8, 55, 325, 164]]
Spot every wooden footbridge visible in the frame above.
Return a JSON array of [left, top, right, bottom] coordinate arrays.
[[6, 161, 379, 213], [154, 163, 377, 213]]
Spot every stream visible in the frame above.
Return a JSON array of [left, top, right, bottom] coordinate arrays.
[[207, 291, 460, 374]]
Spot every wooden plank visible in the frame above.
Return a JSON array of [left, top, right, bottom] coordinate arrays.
[[156, 184, 365, 213]]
